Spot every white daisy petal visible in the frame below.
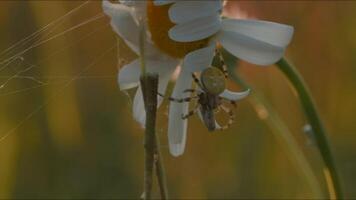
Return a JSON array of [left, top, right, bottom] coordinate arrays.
[[216, 30, 285, 66], [133, 87, 146, 127], [169, 1, 222, 24], [119, 0, 142, 7], [103, 1, 140, 52], [168, 70, 192, 157], [154, 0, 176, 6], [119, 0, 146, 8], [169, 14, 221, 42], [118, 59, 141, 90], [118, 59, 177, 90], [167, 45, 226, 154], [219, 89, 250, 101], [184, 45, 215, 73], [222, 19, 294, 47]]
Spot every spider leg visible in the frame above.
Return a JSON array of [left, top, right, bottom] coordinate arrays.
[[158, 92, 198, 103], [219, 96, 238, 108], [230, 100, 237, 108], [192, 73, 203, 89], [181, 104, 199, 120], [183, 89, 197, 93], [215, 106, 221, 114], [168, 96, 198, 103], [215, 49, 228, 78], [221, 61, 229, 78], [216, 105, 235, 131]]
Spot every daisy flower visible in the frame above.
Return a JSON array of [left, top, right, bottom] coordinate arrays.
[[103, 0, 294, 156]]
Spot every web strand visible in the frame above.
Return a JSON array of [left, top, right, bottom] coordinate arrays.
[[0, 17, 110, 93], [0, 13, 105, 66], [0, 1, 91, 59], [0, 1, 120, 142], [0, 45, 116, 142]]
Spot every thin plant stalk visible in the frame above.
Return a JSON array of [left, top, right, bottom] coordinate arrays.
[[139, 18, 146, 75], [140, 70, 169, 200], [222, 51, 323, 198], [141, 74, 158, 200], [154, 134, 169, 199], [222, 49, 342, 199], [230, 72, 323, 198], [139, 19, 168, 200], [276, 58, 343, 199]]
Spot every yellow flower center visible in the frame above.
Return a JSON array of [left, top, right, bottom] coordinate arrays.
[[146, 0, 210, 58]]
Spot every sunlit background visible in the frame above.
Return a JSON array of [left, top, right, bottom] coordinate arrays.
[[0, 1, 355, 199]]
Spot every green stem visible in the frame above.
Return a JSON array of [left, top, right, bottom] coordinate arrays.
[[139, 18, 146, 75], [140, 74, 169, 200], [228, 72, 323, 198], [223, 51, 323, 198], [154, 137, 169, 199], [138, 20, 168, 199], [141, 74, 158, 199], [276, 58, 343, 199]]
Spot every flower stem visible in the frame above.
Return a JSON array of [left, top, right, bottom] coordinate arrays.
[[138, 18, 168, 200], [139, 18, 146, 75], [222, 50, 323, 198], [276, 58, 343, 199], [140, 74, 168, 200], [230, 73, 324, 198], [140, 74, 157, 199], [154, 136, 169, 199]]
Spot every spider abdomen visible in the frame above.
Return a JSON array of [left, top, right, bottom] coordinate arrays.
[[198, 93, 221, 131], [201, 67, 226, 95]]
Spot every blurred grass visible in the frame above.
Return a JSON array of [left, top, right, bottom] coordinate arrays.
[[0, 0, 355, 199]]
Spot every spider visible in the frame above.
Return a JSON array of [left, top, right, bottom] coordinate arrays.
[[160, 62, 244, 132]]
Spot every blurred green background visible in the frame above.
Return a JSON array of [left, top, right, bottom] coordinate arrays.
[[0, 0, 355, 199]]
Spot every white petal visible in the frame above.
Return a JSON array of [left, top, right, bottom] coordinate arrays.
[[154, 0, 176, 6], [183, 45, 215, 73], [119, 0, 147, 9], [118, 59, 177, 90], [103, 1, 153, 54], [169, 1, 222, 24], [118, 60, 140, 90], [222, 19, 294, 47], [169, 15, 221, 42], [168, 45, 217, 146], [168, 70, 192, 156], [216, 30, 285, 66], [219, 89, 250, 101], [133, 87, 146, 127], [119, 0, 142, 6], [103, 1, 139, 52]]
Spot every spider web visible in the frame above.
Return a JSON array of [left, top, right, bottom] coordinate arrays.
[[0, 1, 129, 142]]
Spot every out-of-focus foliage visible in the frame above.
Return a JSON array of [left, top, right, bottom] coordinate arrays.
[[0, 1, 355, 199]]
